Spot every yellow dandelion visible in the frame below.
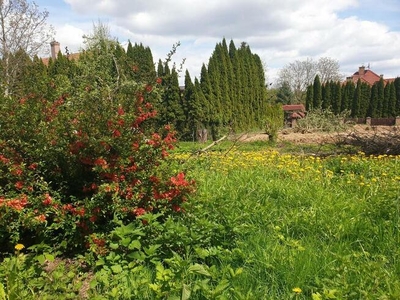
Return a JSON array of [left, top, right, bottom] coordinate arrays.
[[292, 287, 302, 294], [15, 243, 25, 251]]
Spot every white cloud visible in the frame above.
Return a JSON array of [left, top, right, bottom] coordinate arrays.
[[57, 0, 400, 83]]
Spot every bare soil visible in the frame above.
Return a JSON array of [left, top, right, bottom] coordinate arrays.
[[236, 125, 400, 144]]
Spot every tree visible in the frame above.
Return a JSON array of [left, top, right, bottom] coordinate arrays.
[[395, 77, 400, 116], [316, 57, 342, 83], [276, 81, 293, 104], [278, 58, 315, 103], [277, 57, 342, 104], [313, 75, 322, 109], [0, 0, 54, 96]]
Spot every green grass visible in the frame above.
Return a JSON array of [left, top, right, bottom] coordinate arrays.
[[1, 144, 400, 299]]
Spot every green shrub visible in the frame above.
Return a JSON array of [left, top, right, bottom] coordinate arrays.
[[0, 79, 195, 254], [264, 104, 284, 142], [295, 108, 351, 133]]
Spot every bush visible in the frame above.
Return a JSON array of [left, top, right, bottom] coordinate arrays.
[[264, 104, 284, 142], [0, 78, 195, 254], [295, 108, 351, 133]]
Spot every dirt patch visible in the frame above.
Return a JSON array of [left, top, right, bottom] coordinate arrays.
[[235, 125, 400, 145]]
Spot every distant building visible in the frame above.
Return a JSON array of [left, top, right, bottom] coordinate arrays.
[[41, 41, 80, 65], [282, 104, 305, 127], [346, 65, 395, 86]]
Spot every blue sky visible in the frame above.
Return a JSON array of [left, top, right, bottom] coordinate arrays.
[[35, 0, 400, 84]]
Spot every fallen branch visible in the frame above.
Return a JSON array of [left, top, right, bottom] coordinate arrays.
[[194, 135, 227, 155]]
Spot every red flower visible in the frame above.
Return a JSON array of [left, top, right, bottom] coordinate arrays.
[[113, 129, 121, 138], [145, 84, 153, 93], [133, 207, 146, 216], [172, 205, 181, 212], [28, 163, 38, 170], [42, 193, 52, 206], [15, 181, 24, 190], [35, 214, 46, 222], [156, 77, 162, 84], [170, 173, 189, 186]]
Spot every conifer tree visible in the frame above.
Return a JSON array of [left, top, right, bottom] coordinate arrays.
[[277, 81, 294, 105], [341, 81, 355, 112], [160, 66, 185, 132], [394, 77, 400, 116], [368, 84, 378, 117], [360, 82, 371, 118], [331, 81, 342, 114], [313, 75, 322, 109], [376, 77, 385, 117], [305, 84, 313, 111], [322, 81, 331, 109], [388, 82, 397, 117], [183, 70, 196, 138], [352, 79, 362, 117], [382, 82, 391, 117]]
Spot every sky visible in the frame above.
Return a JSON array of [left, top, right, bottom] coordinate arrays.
[[35, 0, 400, 85]]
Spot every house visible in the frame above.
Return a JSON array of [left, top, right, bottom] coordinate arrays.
[[41, 41, 80, 65], [282, 104, 305, 127], [346, 66, 395, 86]]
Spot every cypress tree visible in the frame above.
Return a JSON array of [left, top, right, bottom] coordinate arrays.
[[313, 75, 322, 109], [161, 67, 185, 132], [305, 84, 313, 111], [322, 81, 331, 110], [382, 82, 391, 117], [352, 79, 362, 117], [388, 82, 397, 117], [341, 81, 355, 112], [331, 81, 342, 114], [277, 81, 294, 105], [394, 77, 400, 116], [183, 70, 196, 139], [368, 84, 378, 117], [360, 82, 371, 118], [376, 77, 385, 117]]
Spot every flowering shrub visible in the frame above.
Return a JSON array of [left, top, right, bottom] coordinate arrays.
[[0, 79, 195, 253]]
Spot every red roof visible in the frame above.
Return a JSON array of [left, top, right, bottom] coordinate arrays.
[[283, 104, 305, 112], [41, 52, 80, 66], [347, 66, 395, 86]]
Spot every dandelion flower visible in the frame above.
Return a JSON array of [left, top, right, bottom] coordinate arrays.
[[292, 287, 302, 294], [15, 244, 25, 251]]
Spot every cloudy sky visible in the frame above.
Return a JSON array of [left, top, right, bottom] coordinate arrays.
[[35, 0, 400, 85]]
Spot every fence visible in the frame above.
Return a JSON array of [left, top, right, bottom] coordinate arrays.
[[345, 117, 399, 126]]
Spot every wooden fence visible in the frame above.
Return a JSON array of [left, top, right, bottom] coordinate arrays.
[[345, 117, 399, 126]]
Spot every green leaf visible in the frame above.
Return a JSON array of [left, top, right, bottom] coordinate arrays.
[[121, 237, 131, 247], [36, 254, 45, 264], [96, 258, 105, 266], [44, 253, 55, 262], [182, 284, 192, 300], [212, 279, 230, 296], [109, 243, 119, 250], [111, 264, 123, 274], [312, 292, 322, 300], [89, 279, 98, 289], [188, 264, 211, 277], [128, 240, 141, 250], [127, 251, 146, 261], [0, 283, 6, 300], [144, 244, 160, 256]]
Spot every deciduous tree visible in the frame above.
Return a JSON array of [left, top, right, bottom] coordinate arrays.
[[0, 0, 54, 95]]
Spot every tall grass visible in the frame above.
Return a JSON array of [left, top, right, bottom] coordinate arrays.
[[1, 144, 400, 299], [183, 149, 400, 299]]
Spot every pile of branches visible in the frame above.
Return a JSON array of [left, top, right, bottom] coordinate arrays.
[[337, 127, 400, 155]]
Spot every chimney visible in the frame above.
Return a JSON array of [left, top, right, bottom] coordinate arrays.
[[50, 41, 60, 59], [358, 66, 365, 76]]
